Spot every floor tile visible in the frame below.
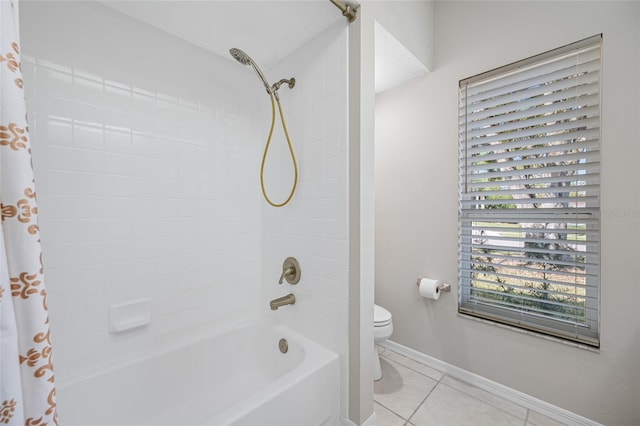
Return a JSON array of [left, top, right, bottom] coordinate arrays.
[[527, 410, 568, 426], [374, 357, 438, 419], [381, 349, 444, 382], [374, 402, 406, 426], [409, 383, 524, 426], [440, 375, 527, 419]]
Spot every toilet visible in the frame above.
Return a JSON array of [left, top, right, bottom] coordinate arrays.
[[373, 304, 393, 381]]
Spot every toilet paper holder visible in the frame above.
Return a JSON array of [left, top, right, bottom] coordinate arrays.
[[416, 279, 451, 292]]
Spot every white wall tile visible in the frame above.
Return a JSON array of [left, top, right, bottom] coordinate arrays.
[[74, 124, 104, 151], [21, 0, 261, 380], [261, 20, 349, 418], [73, 75, 104, 106], [104, 84, 132, 112]]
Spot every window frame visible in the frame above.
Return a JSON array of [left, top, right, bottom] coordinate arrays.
[[457, 35, 602, 347]]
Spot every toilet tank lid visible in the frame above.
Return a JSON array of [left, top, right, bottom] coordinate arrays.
[[374, 304, 392, 324]]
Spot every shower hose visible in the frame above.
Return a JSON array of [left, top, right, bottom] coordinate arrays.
[[260, 92, 298, 207]]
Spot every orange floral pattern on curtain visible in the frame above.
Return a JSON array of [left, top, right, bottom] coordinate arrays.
[[0, 1, 57, 425]]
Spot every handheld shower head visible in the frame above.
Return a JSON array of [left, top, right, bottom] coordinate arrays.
[[229, 48, 252, 66], [229, 47, 298, 207], [229, 48, 272, 93]]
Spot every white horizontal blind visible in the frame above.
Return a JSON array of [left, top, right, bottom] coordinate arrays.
[[458, 35, 601, 347]]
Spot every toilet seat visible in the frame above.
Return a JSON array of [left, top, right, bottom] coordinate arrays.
[[373, 304, 394, 381], [374, 304, 392, 327]]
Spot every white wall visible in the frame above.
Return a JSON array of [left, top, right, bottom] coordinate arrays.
[[348, 4, 377, 424], [375, 2, 640, 425], [21, 0, 352, 419], [366, 0, 434, 71], [345, 3, 436, 424]]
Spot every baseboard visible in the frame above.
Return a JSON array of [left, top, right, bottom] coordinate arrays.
[[381, 340, 602, 426], [340, 412, 375, 426]]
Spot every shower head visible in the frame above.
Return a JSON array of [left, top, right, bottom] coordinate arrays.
[[229, 47, 252, 66], [229, 48, 272, 93]]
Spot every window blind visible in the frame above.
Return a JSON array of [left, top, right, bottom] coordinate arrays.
[[458, 35, 601, 347]]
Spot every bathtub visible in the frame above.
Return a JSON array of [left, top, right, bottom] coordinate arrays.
[[56, 321, 340, 425]]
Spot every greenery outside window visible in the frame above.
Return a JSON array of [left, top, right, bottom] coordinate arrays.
[[458, 35, 602, 347]]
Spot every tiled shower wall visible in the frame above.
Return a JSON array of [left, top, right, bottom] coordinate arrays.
[[260, 21, 350, 416], [21, 2, 351, 416], [21, 1, 264, 382]]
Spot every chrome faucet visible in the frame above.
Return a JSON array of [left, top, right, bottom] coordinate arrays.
[[270, 293, 295, 310]]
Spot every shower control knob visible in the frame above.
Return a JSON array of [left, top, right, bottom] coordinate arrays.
[[279, 257, 301, 285]]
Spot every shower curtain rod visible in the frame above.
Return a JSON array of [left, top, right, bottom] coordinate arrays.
[[330, 0, 359, 23]]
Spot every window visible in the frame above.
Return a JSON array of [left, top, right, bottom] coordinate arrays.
[[458, 35, 601, 347]]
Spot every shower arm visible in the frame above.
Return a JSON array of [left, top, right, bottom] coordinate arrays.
[[270, 78, 296, 100]]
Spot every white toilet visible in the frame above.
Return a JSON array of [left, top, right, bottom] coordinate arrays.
[[373, 304, 393, 381]]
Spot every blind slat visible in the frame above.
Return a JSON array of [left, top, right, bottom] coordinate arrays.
[[470, 256, 597, 280], [465, 104, 600, 141], [465, 295, 596, 321], [466, 183, 599, 198], [463, 150, 600, 174], [464, 162, 600, 182], [470, 252, 599, 269], [460, 94, 600, 132], [466, 71, 600, 114], [460, 208, 600, 219], [466, 120, 600, 151], [465, 282, 599, 306], [466, 51, 600, 104], [467, 224, 599, 237], [468, 173, 600, 191], [462, 42, 601, 92], [464, 233, 599, 249], [460, 242, 598, 259], [459, 82, 599, 123], [462, 267, 597, 289], [460, 195, 598, 208]]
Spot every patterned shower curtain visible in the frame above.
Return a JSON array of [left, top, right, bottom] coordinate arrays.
[[0, 1, 57, 424]]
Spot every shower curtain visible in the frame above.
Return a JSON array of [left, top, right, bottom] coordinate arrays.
[[0, 1, 57, 424]]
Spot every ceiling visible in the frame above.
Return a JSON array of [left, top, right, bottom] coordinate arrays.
[[374, 21, 429, 94], [101, 1, 429, 93], [101, 0, 342, 70]]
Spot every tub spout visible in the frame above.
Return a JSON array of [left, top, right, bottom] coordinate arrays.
[[270, 293, 295, 310]]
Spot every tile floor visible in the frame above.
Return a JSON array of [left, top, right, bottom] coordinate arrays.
[[374, 346, 568, 426]]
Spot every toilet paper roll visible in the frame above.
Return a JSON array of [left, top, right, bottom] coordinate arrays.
[[418, 278, 441, 300]]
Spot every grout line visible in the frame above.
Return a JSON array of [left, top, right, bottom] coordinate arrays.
[[380, 340, 595, 426], [378, 350, 530, 425], [405, 379, 440, 426], [374, 355, 440, 424], [405, 393, 430, 425], [375, 348, 446, 425], [373, 400, 409, 423], [379, 350, 444, 382], [386, 347, 529, 423]]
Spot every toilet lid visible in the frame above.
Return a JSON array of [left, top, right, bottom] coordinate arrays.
[[374, 304, 392, 326]]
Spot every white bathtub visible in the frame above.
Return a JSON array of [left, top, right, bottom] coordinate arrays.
[[56, 321, 340, 425]]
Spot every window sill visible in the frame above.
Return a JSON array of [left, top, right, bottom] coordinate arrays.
[[457, 312, 601, 353]]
